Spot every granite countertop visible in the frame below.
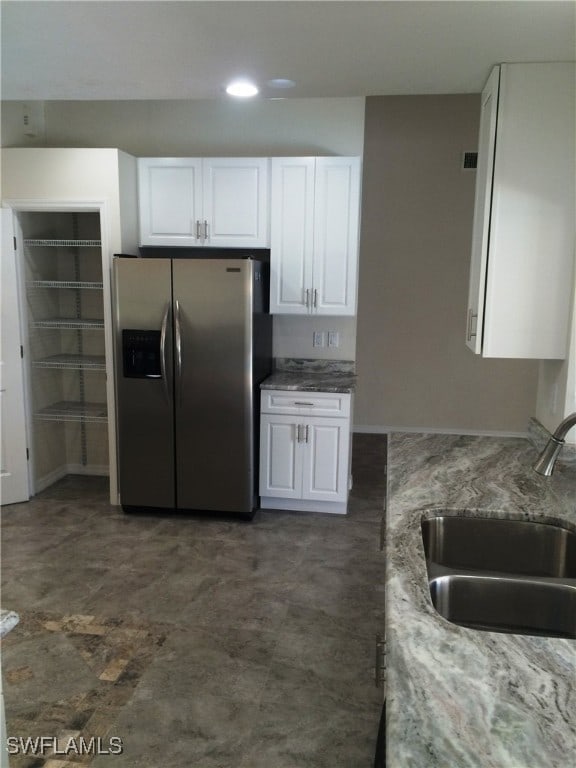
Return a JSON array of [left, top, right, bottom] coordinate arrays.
[[386, 433, 576, 768], [0, 609, 20, 637], [260, 370, 356, 394], [260, 358, 356, 394]]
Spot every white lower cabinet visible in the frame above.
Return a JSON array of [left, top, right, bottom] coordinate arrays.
[[259, 390, 352, 514]]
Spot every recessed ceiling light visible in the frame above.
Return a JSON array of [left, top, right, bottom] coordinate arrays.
[[225, 80, 259, 98], [266, 78, 296, 89]]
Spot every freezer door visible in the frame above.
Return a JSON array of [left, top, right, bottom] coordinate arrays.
[[113, 258, 175, 508], [173, 259, 254, 513]]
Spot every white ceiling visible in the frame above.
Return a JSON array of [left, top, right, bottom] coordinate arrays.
[[2, 1, 575, 101]]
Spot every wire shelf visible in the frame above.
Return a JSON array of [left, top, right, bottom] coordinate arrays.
[[24, 239, 102, 248], [27, 280, 104, 290], [32, 355, 106, 371], [31, 317, 105, 330], [35, 401, 108, 424]]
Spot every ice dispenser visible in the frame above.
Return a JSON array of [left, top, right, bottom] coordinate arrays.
[[122, 330, 162, 378]]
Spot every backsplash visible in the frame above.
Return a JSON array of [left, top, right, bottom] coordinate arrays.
[[273, 358, 356, 375]]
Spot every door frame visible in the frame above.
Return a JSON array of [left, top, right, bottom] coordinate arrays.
[[1, 208, 29, 504], [3, 199, 118, 504]]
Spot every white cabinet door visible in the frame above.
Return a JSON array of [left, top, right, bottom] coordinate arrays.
[[138, 158, 203, 246], [313, 157, 361, 316], [203, 158, 269, 247], [270, 157, 315, 313], [259, 414, 302, 499], [302, 417, 349, 503], [466, 67, 499, 354], [138, 157, 269, 248], [270, 157, 361, 316], [467, 63, 575, 358]]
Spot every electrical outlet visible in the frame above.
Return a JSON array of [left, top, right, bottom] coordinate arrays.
[[327, 331, 340, 348], [313, 331, 325, 348], [22, 102, 45, 138]]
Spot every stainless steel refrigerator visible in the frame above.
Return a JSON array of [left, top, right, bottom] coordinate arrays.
[[113, 256, 272, 515]]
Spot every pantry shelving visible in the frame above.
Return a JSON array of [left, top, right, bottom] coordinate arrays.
[[32, 354, 106, 370], [20, 210, 109, 491], [27, 280, 104, 289], [34, 401, 108, 424]]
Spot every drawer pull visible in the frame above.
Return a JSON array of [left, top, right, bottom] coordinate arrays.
[[294, 401, 314, 406], [375, 634, 386, 688], [467, 308, 478, 341]]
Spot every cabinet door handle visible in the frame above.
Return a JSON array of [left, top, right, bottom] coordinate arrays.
[[195, 220, 201, 240], [305, 288, 310, 309], [375, 634, 386, 689], [467, 308, 478, 341], [379, 514, 386, 552], [305, 424, 309, 443], [296, 424, 302, 443], [204, 220, 209, 240], [313, 288, 318, 309]]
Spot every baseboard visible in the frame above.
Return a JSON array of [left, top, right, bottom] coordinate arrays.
[[353, 425, 529, 439], [260, 497, 347, 515], [35, 466, 69, 494], [35, 464, 109, 493], [66, 464, 109, 477]]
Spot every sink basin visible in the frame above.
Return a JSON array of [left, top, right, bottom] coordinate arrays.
[[429, 574, 576, 639], [421, 515, 576, 638], [422, 516, 576, 577]]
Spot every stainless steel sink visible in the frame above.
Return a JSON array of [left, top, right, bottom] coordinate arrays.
[[429, 574, 576, 639], [422, 516, 576, 577], [421, 515, 576, 639]]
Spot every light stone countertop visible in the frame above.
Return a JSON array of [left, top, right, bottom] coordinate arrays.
[[260, 370, 356, 394], [386, 432, 576, 768], [0, 610, 19, 637], [260, 358, 356, 394]]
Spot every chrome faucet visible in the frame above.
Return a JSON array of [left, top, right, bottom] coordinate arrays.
[[533, 412, 576, 476]]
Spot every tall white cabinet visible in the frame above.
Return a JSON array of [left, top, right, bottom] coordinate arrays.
[[1, 148, 138, 504], [138, 157, 270, 248], [269, 157, 361, 315], [466, 63, 575, 359]]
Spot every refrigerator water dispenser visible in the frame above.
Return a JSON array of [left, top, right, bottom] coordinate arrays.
[[122, 330, 162, 378]]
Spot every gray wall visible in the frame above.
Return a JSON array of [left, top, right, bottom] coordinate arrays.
[[1, 98, 364, 157], [355, 95, 538, 434]]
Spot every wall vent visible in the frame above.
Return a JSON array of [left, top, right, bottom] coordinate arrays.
[[462, 152, 478, 170]]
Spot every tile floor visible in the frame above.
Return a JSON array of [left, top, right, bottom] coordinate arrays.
[[1, 434, 386, 768]]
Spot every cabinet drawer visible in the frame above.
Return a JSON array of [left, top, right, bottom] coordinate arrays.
[[261, 390, 351, 418]]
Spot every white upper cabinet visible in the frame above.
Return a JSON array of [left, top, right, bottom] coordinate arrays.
[[270, 156, 361, 315], [138, 157, 270, 248], [467, 63, 575, 359]]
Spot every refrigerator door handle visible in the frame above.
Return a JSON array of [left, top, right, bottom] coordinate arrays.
[[175, 299, 183, 404], [160, 302, 171, 403]]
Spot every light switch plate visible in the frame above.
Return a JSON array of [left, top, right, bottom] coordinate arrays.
[[328, 331, 340, 348]]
